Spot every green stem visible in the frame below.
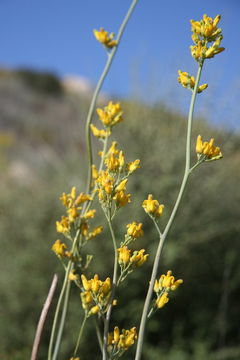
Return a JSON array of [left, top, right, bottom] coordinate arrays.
[[94, 316, 104, 354], [73, 314, 88, 356], [85, 0, 139, 196], [102, 214, 118, 360], [52, 274, 72, 360], [48, 263, 71, 360], [134, 63, 203, 360], [49, 230, 80, 360]]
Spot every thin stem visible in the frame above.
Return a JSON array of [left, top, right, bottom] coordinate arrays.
[[73, 314, 88, 356], [134, 63, 203, 360], [48, 264, 71, 360], [31, 274, 58, 360], [52, 271, 72, 360], [102, 214, 118, 360], [94, 316, 104, 354], [49, 231, 80, 360], [85, 0, 139, 195], [185, 63, 203, 172]]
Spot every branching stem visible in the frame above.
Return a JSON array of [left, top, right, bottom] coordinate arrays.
[[134, 63, 203, 360], [102, 214, 118, 360], [85, 0, 139, 196]]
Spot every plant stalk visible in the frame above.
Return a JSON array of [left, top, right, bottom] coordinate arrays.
[[73, 314, 88, 356], [31, 274, 58, 360], [134, 63, 203, 360], [85, 0, 139, 196], [102, 215, 118, 360]]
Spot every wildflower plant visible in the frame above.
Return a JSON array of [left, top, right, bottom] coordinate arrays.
[[31, 4, 224, 360]]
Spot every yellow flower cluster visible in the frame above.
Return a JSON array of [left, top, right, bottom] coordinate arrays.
[[108, 326, 137, 351], [190, 14, 225, 62], [127, 222, 144, 238], [56, 187, 91, 231], [81, 274, 111, 316], [91, 102, 124, 142], [154, 270, 183, 309], [97, 101, 123, 128], [196, 135, 222, 161], [93, 28, 118, 48], [51, 239, 74, 260], [178, 70, 208, 93], [104, 142, 124, 171], [118, 246, 148, 267], [142, 194, 164, 219], [94, 142, 140, 209], [55, 186, 103, 241], [52, 239, 67, 257], [90, 124, 110, 139]]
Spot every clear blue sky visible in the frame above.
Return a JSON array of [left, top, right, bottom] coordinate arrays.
[[0, 0, 239, 128]]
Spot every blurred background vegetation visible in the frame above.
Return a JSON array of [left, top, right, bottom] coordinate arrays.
[[0, 68, 240, 360]]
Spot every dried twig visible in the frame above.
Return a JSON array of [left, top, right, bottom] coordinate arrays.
[[31, 274, 58, 360]]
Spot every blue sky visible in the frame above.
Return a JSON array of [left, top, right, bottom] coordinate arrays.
[[0, 0, 239, 129]]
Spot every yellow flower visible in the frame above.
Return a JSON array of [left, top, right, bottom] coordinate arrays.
[[90, 124, 110, 138], [190, 14, 224, 62], [123, 327, 137, 348], [127, 222, 144, 238], [118, 246, 131, 265], [80, 291, 93, 308], [69, 270, 78, 281], [115, 179, 128, 192], [82, 209, 96, 219], [161, 270, 175, 288], [60, 186, 76, 208], [97, 170, 115, 195], [142, 194, 164, 218], [156, 292, 169, 308], [108, 327, 137, 350], [93, 27, 118, 48], [80, 222, 89, 237], [101, 277, 111, 295], [155, 270, 183, 292], [190, 14, 221, 40], [204, 37, 225, 58], [56, 216, 70, 233], [80, 274, 111, 315], [52, 239, 67, 257], [178, 70, 208, 93], [75, 193, 92, 205], [97, 101, 123, 128], [87, 226, 103, 240], [190, 41, 224, 61], [113, 190, 131, 207], [107, 141, 119, 156], [92, 164, 99, 180], [91, 274, 101, 293], [105, 153, 120, 171], [119, 151, 125, 168], [127, 159, 140, 174], [196, 135, 222, 160], [69, 357, 80, 360], [81, 274, 92, 291], [67, 207, 79, 222], [88, 305, 100, 315], [113, 326, 120, 344], [130, 249, 149, 267]]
